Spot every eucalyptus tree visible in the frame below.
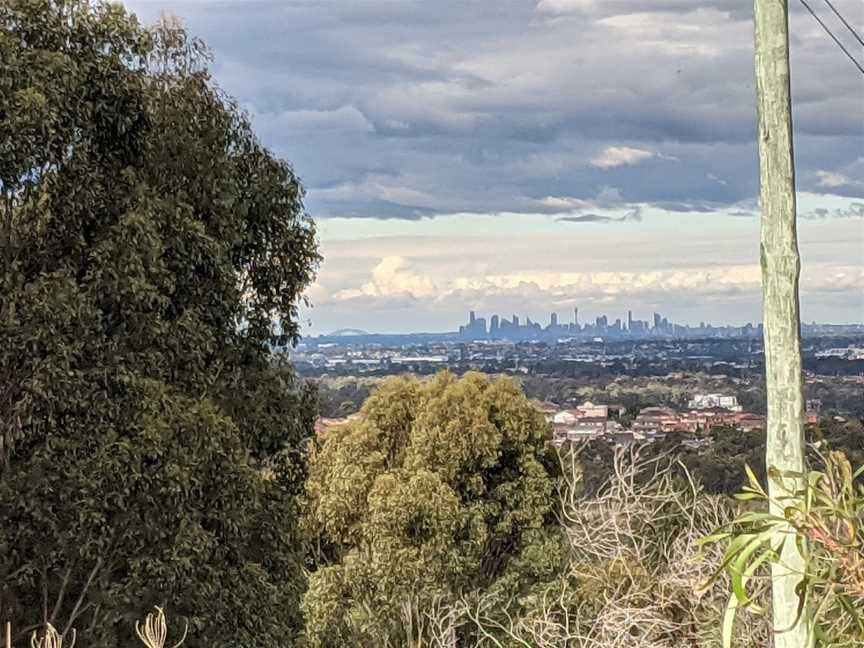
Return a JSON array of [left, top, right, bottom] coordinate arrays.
[[302, 372, 565, 647], [0, 2, 319, 645]]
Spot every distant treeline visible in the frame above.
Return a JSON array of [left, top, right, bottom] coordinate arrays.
[[313, 372, 864, 419], [573, 417, 864, 497]]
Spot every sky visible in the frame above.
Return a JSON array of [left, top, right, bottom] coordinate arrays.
[[123, 0, 864, 334]]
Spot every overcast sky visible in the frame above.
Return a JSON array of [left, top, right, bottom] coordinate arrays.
[[124, 0, 863, 334]]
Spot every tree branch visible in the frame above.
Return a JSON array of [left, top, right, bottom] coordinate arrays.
[[49, 566, 73, 626], [61, 558, 103, 640], [41, 565, 48, 626]]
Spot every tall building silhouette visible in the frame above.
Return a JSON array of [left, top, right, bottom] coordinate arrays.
[[453, 309, 765, 341]]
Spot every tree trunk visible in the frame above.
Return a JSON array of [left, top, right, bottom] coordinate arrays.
[[753, 0, 812, 646]]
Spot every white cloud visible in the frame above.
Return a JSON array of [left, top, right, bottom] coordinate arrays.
[[451, 266, 764, 297], [591, 146, 655, 169], [816, 171, 852, 189], [538, 196, 593, 210], [536, 0, 595, 13], [333, 256, 438, 301], [330, 257, 864, 313], [333, 258, 760, 303], [268, 105, 374, 133]]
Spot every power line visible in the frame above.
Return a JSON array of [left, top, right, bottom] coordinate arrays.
[[821, 0, 864, 48], [798, 0, 864, 75]]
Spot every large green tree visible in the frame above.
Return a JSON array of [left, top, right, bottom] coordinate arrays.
[[0, 2, 319, 645], [302, 372, 565, 647]]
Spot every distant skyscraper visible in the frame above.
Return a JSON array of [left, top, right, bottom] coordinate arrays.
[[574, 307, 579, 327], [550, 312, 558, 327], [475, 317, 487, 337], [513, 314, 520, 327], [628, 310, 633, 331], [653, 312, 662, 330], [461, 311, 488, 339], [490, 314, 500, 336]]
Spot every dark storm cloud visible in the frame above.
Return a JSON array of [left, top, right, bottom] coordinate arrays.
[[125, 0, 864, 219], [557, 214, 616, 223], [557, 206, 642, 223], [650, 201, 723, 213]]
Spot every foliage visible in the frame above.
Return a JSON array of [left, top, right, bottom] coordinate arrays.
[[313, 376, 380, 418], [301, 371, 564, 647], [566, 419, 864, 498], [518, 371, 864, 421], [701, 451, 864, 647], [810, 419, 864, 472], [379, 446, 771, 647], [0, 1, 319, 645]]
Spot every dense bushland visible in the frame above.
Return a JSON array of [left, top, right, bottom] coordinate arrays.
[[302, 373, 863, 647], [301, 373, 780, 647]]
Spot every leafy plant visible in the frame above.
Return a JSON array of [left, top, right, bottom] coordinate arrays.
[[700, 452, 864, 647]]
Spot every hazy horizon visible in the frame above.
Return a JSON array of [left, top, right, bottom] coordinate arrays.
[[309, 310, 864, 338]]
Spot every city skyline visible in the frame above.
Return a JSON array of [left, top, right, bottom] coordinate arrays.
[[459, 308, 745, 340], [315, 307, 862, 339]]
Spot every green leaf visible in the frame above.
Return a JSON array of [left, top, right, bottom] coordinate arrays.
[[722, 590, 740, 648], [745, 463, 766, 495]]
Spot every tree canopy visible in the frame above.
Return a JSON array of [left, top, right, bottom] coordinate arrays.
[[0, 1, 319, 645], [302, 371, 565, 647]]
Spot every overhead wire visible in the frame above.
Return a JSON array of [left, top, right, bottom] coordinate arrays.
[[797, 0, 864, 75], [820, 0, 864, 48]]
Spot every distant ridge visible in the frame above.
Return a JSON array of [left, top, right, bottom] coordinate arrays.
[[327, 328, 371, 337]]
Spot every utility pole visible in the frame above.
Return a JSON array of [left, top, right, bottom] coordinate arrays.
[[753, 0, 811, 646]]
